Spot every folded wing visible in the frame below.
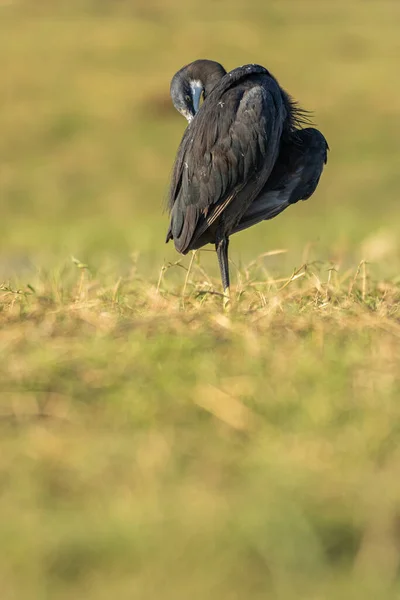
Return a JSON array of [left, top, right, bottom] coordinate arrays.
[[232, 127, 329, 234]]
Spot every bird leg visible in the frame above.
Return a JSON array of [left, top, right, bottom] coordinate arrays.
[[216, 236, 230, 308]]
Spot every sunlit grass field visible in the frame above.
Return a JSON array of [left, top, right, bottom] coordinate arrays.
[[1, 1, 400, 598]]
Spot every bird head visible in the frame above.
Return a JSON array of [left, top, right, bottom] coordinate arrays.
[[170, 76, 204, 123], [170, 59, 227, 123]]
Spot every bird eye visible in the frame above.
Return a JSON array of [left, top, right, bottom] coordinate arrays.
[[185, 95, 191, 102]]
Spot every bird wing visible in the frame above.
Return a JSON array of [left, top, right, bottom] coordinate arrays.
[[232, 127, 329, 235], [167, 66, 287, 254]]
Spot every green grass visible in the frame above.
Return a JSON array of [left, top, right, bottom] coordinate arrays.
[[1, 1, 400, 598]]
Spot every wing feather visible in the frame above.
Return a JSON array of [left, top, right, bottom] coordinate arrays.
[[232, 127, 329, 235]]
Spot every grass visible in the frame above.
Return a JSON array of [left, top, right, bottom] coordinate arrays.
[[1, 256, 400, 599], [1, 0, 400, 598]]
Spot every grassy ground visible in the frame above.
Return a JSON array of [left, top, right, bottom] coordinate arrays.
[[1, 1, 400, 598]]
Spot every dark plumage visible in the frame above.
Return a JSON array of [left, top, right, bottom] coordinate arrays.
[[232, 127, 328, 234], [166, 59, 329, 302]]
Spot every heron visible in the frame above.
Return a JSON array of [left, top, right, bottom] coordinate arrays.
[[166, 59, 328, 304]]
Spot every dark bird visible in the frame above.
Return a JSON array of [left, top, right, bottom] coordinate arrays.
[[166, 59, 328, 303]]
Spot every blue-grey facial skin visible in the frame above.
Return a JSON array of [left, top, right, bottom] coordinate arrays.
[[189, 81, 203, 116]]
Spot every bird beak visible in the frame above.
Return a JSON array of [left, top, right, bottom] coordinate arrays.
[[190, 81, 204, 115]]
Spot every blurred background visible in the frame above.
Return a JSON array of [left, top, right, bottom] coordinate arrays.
[[1, 1, 400, 599], [1, 0, 399, 280]]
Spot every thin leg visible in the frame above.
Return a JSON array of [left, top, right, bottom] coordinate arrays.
[[216, 237, 230, 306]]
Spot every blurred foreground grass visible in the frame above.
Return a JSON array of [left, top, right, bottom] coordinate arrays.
[[1, 257, 400, 600], [1, 0, 400, 598]]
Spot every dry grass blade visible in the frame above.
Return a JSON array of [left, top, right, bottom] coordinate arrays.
[[181, 250, 197, 308]]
